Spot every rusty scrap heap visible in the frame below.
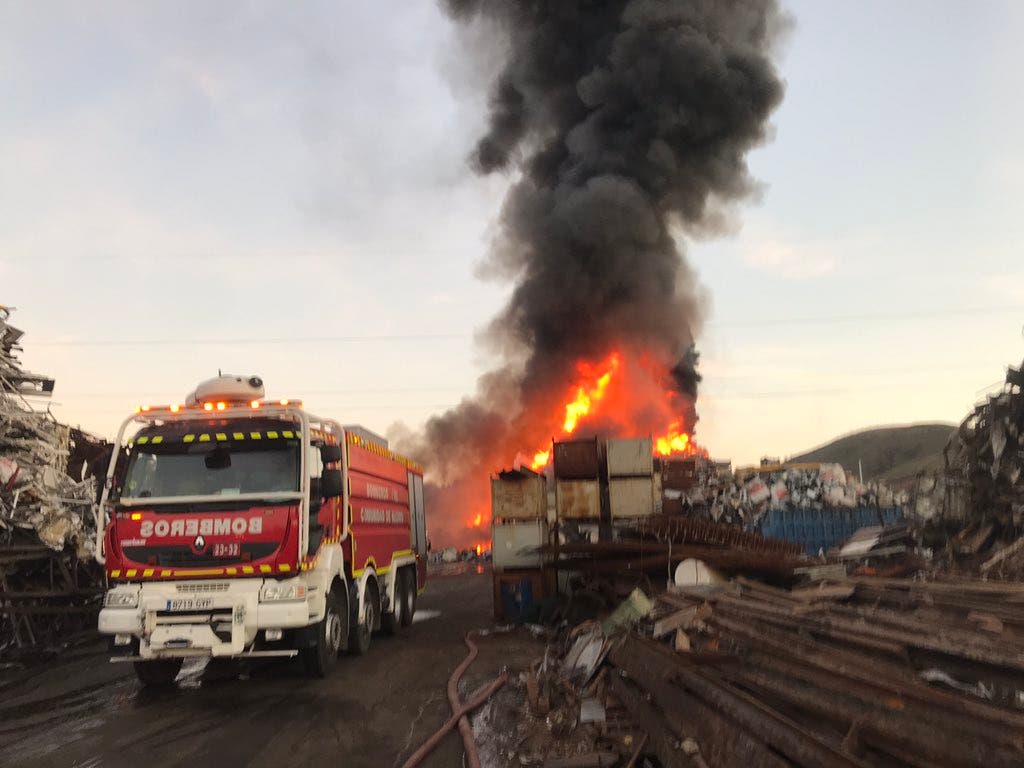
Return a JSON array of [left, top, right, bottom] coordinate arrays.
[[941, 360, 1024, 575], [513, 573, 1024, 768], [1, 307, 107, 656]]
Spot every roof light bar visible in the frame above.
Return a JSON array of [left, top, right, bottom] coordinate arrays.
[[132, 399, 304, 414]]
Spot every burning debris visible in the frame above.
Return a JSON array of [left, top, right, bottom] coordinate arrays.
[[408, 1, 786, 547], [0, 307, 107, 656]]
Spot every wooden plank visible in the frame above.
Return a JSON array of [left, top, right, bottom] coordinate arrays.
[[652, 606, 700, 639], [789, 584, 856, 603], [543, 752, 620, 768]]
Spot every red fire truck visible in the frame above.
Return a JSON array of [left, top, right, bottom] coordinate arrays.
[[96, 375, 428, 685]]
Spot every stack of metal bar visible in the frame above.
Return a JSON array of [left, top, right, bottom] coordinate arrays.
[[0, 307, 106, 657], [609, 575, 1024, 767], [542, 515, 805, 581]]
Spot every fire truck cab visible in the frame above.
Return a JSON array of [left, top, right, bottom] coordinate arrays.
[[96, 375, 428, 686]]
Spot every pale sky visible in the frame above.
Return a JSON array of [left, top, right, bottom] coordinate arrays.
[[3, 1, 1023, 466]]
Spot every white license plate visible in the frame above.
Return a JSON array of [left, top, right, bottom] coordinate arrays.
[[165, 597, 213, 612]]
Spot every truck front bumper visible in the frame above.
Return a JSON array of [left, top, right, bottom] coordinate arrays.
[[99, 579, 313, 659]]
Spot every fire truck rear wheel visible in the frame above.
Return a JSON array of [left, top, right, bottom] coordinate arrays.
[[301, 588, 344, 678], [399, 568, 416, 628], [133, 658, 183, 687], [349, 578, 378, 655], [382, 571, 407, 636]]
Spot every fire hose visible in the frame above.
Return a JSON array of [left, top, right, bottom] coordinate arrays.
[[401, 630, 506, 768], [400, 672, 508, 768]]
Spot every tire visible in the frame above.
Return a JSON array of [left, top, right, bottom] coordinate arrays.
[[382, 570, 407, 636], [348, 578, 378, 655], [400, 568, 416, 629], [301, 587, 345, 678], [133, 658, 183, 687]]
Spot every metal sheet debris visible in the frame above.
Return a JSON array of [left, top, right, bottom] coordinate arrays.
[[1, 308, 107, 657]]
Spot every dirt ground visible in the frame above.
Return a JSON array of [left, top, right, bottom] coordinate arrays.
[[0, 565, 545, 768]]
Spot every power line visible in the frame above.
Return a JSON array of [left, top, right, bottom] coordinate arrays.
[[47, 361, 1009, 399], [52, 387, 469, 397], [26, 304, 1024, 347], [48, 403, 462, 415], [713, 305, 1024, 327], [30, 333, 468, 347]]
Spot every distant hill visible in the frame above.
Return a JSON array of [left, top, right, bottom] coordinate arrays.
[[787, 423, 955, 484]]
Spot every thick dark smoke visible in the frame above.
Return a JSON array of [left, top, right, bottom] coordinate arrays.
[[407, 0, 785, 544]]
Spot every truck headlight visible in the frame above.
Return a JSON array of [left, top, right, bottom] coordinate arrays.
[[104, 590, 139, 608], [260, 582, 307, 602]]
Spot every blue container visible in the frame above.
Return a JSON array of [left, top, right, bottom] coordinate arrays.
[[757, 506, 904, 555], [498, 573, 535, 622]]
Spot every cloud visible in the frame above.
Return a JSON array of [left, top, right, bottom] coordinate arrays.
[[746, 241, 838, 279]]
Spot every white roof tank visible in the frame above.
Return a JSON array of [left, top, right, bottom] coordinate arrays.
[[186, 374, 265, 405]]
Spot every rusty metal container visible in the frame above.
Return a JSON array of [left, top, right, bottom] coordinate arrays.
[[556, 479, 601, 519], [492, 519, 548, 568], [661, 458, 698, 490], [606, 437, 654, 477], [553, 438, 601, 480], [609, 476, 657, 518], [491, 472, 546, 520]]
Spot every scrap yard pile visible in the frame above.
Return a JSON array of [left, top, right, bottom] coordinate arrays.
[[937, 359, 1024, 578], [485, 437, 1024, 767], [0, 307, 107, 656], [494, 573, 1024, 768], [674, 461, 902, 549]]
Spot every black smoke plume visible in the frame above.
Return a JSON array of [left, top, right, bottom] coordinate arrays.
[[407, 0, 785, 545]]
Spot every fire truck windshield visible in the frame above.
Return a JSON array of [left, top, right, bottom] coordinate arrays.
[[120, 439, 300, 500]]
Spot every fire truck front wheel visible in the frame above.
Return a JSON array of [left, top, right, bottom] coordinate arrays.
[[301, 587, 345, 678], [383, 567, 414, 635], [133, 658, 183, 687]]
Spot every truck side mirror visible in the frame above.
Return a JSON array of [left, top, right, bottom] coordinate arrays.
[[320, 444, 342, 464], [321, 469, 344, 499]]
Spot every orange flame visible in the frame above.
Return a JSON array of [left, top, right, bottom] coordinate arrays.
[[531, 449, 550, 469], [563, 354, 619, 432], [529, 354, 620, 469], [527, 350, 705, 470], [475, 544, 483, 557], [655, 420, 705, 457]]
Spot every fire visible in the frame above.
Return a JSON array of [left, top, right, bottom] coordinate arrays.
[[655, 421, 703, 457], [527, 349, 705, 470], [475, 543, 483, 557], [563, 354, 619, 432], [529, 354, 621, 469]]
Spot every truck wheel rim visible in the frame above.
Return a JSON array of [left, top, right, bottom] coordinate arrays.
[[327, 610, 342, 651]]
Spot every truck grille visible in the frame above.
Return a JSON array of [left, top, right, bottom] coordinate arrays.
[[175, 582, 230, 593]]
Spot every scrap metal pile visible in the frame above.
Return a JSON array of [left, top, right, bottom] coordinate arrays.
[[676, 462, 900, 530], [501, 573, 1024, 767], [1, 307, 107, 656], [545, 515, 805, 582], [937, 359, 1024, 577]]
